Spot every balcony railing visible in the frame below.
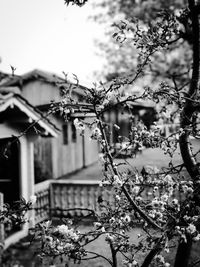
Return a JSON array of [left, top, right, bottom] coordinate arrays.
[[34, 180, 116, 223], [34, 179, 182, 225], [50, 180, 115, 218]]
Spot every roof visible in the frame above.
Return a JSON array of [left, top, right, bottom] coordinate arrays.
[[0, 92, 58, 137], [0, 69, 86, 97]]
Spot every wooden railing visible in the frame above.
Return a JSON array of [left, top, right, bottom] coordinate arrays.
[[34, 180, 51, 224], [50, 180, 115, 218]]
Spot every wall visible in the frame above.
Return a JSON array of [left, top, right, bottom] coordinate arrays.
[[22, 80, 61, 106], [51, 118, 84, 178], [34, 136, 53, 183], [83, 117, 99, 167], [49, 117, 98, 179], [20, 80, 99, 179]]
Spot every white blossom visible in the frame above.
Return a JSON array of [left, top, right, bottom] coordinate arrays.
[[193, 233, 200, 241], [132, 186, 140, 195], [113, 175, 123, 187], [30, 195, 37, 204], [74, 118, 85, 131], [91, 127, 102, 140], [186, 223, 196, 234], [94, 222, 102, 228]]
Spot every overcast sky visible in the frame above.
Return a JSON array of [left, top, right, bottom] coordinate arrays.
[[0, 0, 105, 85]]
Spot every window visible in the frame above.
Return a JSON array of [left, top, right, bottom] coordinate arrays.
[[71, 123, 77, 143], [62, 124, 68, 145]]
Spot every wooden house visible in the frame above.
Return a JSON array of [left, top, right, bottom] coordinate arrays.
[[0, 69, 99, 246], [0, 70, 99, 183], [0, 91, 57, 247]]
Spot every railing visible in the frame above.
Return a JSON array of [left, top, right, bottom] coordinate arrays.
[[34, 179, 182, 224], [50, 180, 115, 218], [34, 180, 51, 224]]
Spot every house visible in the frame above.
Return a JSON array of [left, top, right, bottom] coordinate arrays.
[[0, 69, 99, 182], [103, 100, 156, 149], [0, 91, 58, 247], [0, 69, 99, 246]]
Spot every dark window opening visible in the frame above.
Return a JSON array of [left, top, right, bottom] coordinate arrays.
[[63, 124, 68, 145], [72, 123, 77, 143]]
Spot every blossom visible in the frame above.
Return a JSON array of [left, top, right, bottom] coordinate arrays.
[[109, 217, 116, 224], [186, 223, 196, 234], [172, 198, 178, 205], [91, 127, 102, 140], [193, 233, 200, 241], [30, 195, 37, 204], [155, 255, 165, 264], [115, 195, 121, 201], [132, 260, 138, 266], [121, 214, 131, 223], [64, 243, 74, 250], [164, 174, 173, 184], [74, 118, 85, 131], [152, 198, 160, 208], [161, 194, 169, 202], [57, 225, 79, 241], [113, 175, 123, 187], [57, 224, 69, 235], [45, 235, 53, 243], [132, 186, 140, 195], [94, 222, 102, 229], [105, 233, 114, 242], [149, 210, 156, 218]]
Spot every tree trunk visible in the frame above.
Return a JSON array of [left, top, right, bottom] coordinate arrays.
[[174, 235, 193, 267], [141, 245, 162, 267], [179, 0, 200, 180], [176, 1, 200, 266]]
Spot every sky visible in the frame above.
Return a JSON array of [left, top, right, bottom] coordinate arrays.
[[0, 0, 106, 86]]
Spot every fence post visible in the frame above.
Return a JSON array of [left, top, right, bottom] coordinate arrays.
[[0, 193, 4, 264]]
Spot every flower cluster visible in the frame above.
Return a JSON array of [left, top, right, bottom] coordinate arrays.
[[90, 127, 102, 140], [33, 221, 84, 261], [74, 118, 85, 132]]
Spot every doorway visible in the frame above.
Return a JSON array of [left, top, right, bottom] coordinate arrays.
[[0, 137, 20, 203]]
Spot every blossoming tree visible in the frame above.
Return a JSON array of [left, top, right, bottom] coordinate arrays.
[[30, 0, 200, 266], [2, 0, 200, 266]]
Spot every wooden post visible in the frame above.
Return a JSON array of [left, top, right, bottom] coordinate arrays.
[[0, 193, 4, 264]]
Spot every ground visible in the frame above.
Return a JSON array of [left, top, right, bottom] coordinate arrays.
[[3, 139, 200, 267]]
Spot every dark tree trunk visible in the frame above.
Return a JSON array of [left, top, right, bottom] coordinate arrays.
[[179, 0, 200, 180], [174, 236, 193, 267], [176, 1, 200, 266]]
